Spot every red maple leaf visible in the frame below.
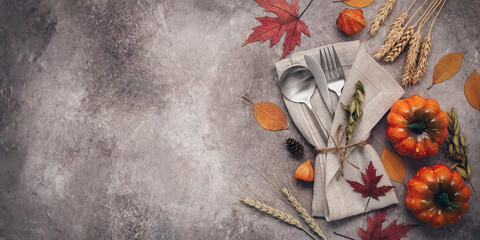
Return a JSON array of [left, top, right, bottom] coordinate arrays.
[[347, 161, 394, 201], [242, 0, 311, 59], [358, 209, 417, 240]]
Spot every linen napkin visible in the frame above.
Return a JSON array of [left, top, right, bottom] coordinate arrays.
[[275, 41, 405, 221]]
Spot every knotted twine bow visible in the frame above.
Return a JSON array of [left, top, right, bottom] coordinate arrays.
[[314, 125, 369, 180]]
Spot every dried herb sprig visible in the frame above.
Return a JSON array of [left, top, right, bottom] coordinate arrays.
[[446, 107, 477, 198], [241, 198, 320, 240], [340, 81, 365, 143], [281, 188, 326, 240]]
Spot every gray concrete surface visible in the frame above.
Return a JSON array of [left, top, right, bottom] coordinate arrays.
[[0, 0, 479, 239]]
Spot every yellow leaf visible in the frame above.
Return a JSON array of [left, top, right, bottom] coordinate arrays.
[[428, 51, 465, 90], [252, 101, 288, 131], [380, 148, 406, 183], [342, 0, 375, 8], [464, 70, 480, 111]]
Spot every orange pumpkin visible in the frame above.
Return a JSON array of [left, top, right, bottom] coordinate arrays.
[[406, 164, 471, 227], [386, 95, 449, 159]]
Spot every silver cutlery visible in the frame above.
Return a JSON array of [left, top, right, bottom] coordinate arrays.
[[304, 55, 334, 118], [319, 46, 346, 98], [279, 65, 328, 144]]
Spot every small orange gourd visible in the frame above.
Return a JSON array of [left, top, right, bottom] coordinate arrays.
[[336, 8, 366, 36], [406, 164, 471, 227], [295, 159, 314, 182], [386, 95, 449, 159]]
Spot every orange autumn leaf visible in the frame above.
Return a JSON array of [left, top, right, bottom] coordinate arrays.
[[295, 159, 314, 182], [464, 70, 480, 111], [243, 96, 288, 131], [342, 0, 375, 8], [428, 51, 465, 90], [380, 148, 406, 183]]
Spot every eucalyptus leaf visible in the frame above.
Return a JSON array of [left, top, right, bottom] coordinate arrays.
[[357, 90, 364, 103], [460, 134, 466, 146], [349, 101, 356, 113], [456, 167, 468, 179], [450, 162, 459, 169], [455, 146, 461, 154], [355, 102, 360, 116], [453, 135, 459, 146]]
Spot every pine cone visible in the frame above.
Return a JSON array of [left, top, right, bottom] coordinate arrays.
[[285, 138, 304, 157]]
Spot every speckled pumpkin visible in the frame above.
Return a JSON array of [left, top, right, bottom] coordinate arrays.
[[406, 164, 471, 227], [386, 95, 449, 159]]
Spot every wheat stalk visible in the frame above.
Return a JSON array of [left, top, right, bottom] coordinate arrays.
[[373, 11, 408, 59], [281, 188, 327, 240], [401, 31, 421, 86], [369, 0, 398, 36], [383, 25, 415, 62], [412, 35, 431, 85], [241, 198, 319, 240]]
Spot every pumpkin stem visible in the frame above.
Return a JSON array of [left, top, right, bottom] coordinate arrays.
[[438, 193, 460, 210], [407, 122, 426, 134]]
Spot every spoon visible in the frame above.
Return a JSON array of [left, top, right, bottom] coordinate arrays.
[[279, 65, 329, 144]]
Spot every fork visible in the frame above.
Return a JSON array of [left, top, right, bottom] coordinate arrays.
[[319, 46, 345, 98]]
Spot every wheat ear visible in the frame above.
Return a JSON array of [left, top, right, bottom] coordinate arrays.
[[373, 11, 408, 59], [369, 0, 398, 36], [241, 198, 319, 240], [411, 0, 445, 84], [401, 31, 421, 86], [281, 188, 327, 240], [412, 35, 431, 85], [383, 25, 415, 62]]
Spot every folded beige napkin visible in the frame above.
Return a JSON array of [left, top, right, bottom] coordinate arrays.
[[275, 41, 405, 221]]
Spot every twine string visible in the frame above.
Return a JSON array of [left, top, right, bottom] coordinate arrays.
[[315, 125, 368, 178]]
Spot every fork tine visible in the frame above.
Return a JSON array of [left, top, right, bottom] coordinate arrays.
[[319, 48, 329, 80], [332, 46, 345, 78], [326, 47, 338, 79], [322, 48, 333, 80]]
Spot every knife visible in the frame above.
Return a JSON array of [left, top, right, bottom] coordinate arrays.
[[304, 55, 334, 117]]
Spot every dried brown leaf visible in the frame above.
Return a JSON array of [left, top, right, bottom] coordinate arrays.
[[380, 148, 406, 183], [428, 51, 466, 90], [253, 102, 288, 130], [464, 70, 480, 111]]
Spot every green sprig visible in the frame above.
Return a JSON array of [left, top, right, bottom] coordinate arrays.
[[340, 81, 365, 143], [446, 107, 477, 198]]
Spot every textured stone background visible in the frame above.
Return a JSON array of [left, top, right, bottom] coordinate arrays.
[[0, 0, 479, 239]]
